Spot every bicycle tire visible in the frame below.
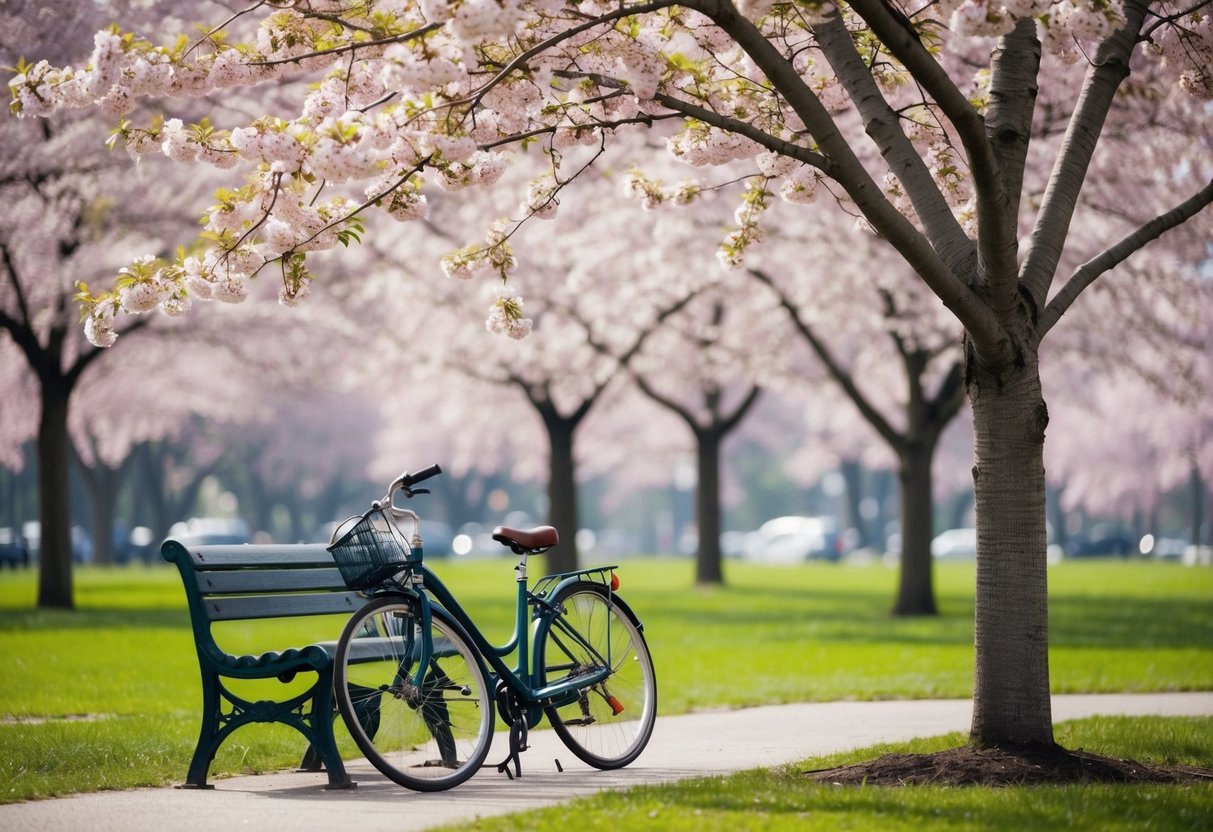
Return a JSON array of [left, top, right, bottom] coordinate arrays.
[[538, 582, 657, 769], [334, 594, 494, 791]]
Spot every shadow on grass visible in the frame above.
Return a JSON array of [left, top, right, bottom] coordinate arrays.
[[0, 606, 191, 633], [1049, 594, 1213, 650], [649, 583, 1213, 651]]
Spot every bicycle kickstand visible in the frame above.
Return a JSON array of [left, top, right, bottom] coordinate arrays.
[[495, 713, 529, 780]]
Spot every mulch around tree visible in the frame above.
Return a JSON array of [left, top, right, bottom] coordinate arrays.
[[804, 744, 1213, 787]]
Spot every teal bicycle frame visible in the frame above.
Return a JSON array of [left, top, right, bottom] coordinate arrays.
[[373, 526, 625, 730]]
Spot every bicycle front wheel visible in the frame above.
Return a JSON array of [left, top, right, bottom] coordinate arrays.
[[334, 594, 494, 791], [539, 582, 656, 769]]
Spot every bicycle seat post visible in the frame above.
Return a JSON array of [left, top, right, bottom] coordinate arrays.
[[514, 552, 529, 584]]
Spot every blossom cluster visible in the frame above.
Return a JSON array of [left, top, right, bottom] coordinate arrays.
[[485, 294, 534, 340], [938, 0, 1127, 58], [1143, 10, 1213, 99]]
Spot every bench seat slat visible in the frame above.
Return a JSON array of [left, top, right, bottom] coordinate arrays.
[[197, 567, 348, 595], [205, 591, 364, 621], [164, 541, 338, 569]]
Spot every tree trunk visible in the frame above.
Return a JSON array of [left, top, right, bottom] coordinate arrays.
[[1191, 462, 1204, 550], [840, 458, 871, 548], [694, 426, 724, 586], [893, 440, 938, 616], [968, 348, 1053, 747], [543, 413, 579, 573], [36, 377, 73, 609], [84, 465, 121, 566]]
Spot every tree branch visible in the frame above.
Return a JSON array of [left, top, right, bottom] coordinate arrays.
[[848, 0, 1011, 250], [0, 241, 34, 333], [749, 268, 903, 451], [1019, 0, 1149, 311], [1039, 175, 1213, 337], [981, 20, 1041, 311], [683, 0, 1003, 352], [816, 6, 975, 274], [649, 91, 828, 169]]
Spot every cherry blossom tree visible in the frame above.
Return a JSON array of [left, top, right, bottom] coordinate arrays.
[[1043, 245, 1213, 547], [13, 0, 1212, 759], [747, 207, 967, 613], [359, 157, 713, 572], [615, 285, 780, 583]]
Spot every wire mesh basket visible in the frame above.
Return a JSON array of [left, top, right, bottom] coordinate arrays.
[[327, 507, 413, 591]]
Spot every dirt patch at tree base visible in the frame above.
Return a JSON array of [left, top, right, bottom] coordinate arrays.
[[804, 745, 1213, 787]]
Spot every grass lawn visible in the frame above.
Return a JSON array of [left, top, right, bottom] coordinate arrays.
[[439, 717, 1213, 832], [0, 557, 1210, 806]]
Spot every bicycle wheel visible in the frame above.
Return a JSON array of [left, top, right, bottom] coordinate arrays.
[[334, 594, 494, 791], [539, 582, 656, 769]]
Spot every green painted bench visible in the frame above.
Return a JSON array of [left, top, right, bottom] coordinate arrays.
[[162, 540, 362, 789]]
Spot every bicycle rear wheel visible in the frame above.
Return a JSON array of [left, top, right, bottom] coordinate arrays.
[[334, 594, 494, 791], [539, 582, 656, 769]]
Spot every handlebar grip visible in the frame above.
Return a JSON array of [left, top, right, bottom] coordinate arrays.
[[402, 464, 442, 488]]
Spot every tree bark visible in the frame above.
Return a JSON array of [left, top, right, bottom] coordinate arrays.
[[968, 345, 1053, 747], [893, 440, 938, 616], [541, 410, 579, 573], [1191, 462, 1204, 550], [694, 426, 724, 586], [840, 458, 871, 549], [81, 462, 121, 566], [36, 376, 73, 609]]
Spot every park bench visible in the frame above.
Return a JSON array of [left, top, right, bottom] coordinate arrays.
[[162, 540, 362, 789]]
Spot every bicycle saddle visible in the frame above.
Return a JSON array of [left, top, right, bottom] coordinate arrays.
[[491, 525, 559, 554]]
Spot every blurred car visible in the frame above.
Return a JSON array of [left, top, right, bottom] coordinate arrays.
[[0, 527, 30, 568], [1065, 529, 1136, 558], [121, 526, 159, 564], [1139, 534, 1187, 560], [451, 522, 500, 557], [20, 521, 94, 563], [931, 527, 977, 560], [743, 516, 843, 563], [1183, 545, 1212, 567], [167, 517, 252, 548]]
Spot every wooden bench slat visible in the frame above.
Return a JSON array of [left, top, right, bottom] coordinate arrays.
[[196, 567, 349, 595], [205, 591, 364, 621], [164, 540, 338, 569]]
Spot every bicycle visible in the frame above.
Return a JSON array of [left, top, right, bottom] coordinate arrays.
[[326, 464, 657, 791]]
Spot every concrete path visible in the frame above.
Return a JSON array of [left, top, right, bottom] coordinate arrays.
[[2, 693, 1210, 832]]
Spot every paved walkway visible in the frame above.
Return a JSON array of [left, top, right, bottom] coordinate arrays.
[[2, 693, 1210, 832]]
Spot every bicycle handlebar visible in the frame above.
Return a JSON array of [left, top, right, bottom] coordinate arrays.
[[386, 464, 443, 501]]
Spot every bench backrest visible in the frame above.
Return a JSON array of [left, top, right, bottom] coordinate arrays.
[[162, 541, 364, 628]]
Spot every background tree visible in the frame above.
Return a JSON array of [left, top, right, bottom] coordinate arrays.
[[747, 209, 967, 614], [363, 157, 715, 570]]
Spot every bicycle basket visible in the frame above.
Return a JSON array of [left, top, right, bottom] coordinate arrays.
[[327, 507, 413, 591]]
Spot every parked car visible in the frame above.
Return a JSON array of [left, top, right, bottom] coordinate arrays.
[[931, 527, 978, 560], [19, 521, 94, 563], [0, 527, 30, 568], [743, 516, 844, 563], [1139, 534, 1188, 560], [1064, 529, 1136, 558], [166, 517, 252, 548]]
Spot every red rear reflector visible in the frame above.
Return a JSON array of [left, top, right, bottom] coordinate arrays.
[[610, 572, 620, 591], [607, 695, 625, 715]]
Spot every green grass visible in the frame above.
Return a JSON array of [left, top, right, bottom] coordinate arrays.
[[0, 558, 1210, 804], [444, 717, 1213, 832]]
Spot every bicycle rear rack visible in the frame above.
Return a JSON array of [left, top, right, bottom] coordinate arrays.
[[530, 565, 617, 602]]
